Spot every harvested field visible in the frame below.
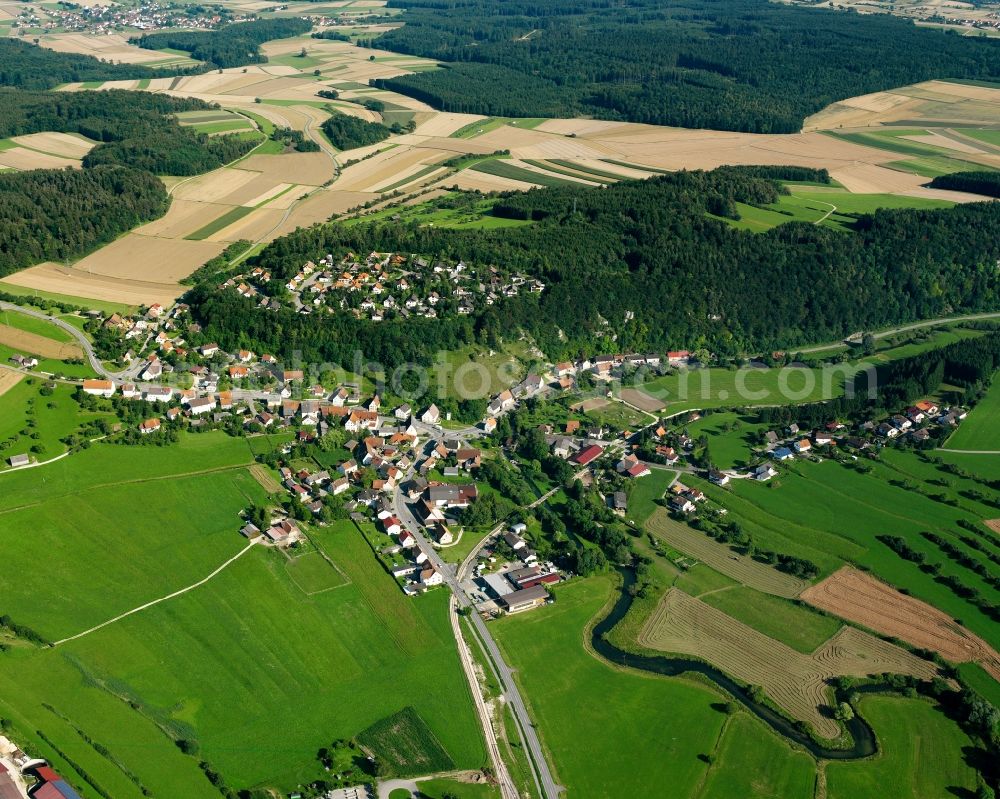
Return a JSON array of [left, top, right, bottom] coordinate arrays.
[[638, 588, 940, 738], [69, 234, 224, 284], [986, 519, 1000, 534], [334, 147, 446, 191], [0, 324, 82, 360], [413, 113, 486, 137], [619, 388, 667, 412], [205, 207, 286, 243], [902, 131, 986, 154], [0, 370, 24, 397], [10, 132, 95, 159], [134, 199, 234, 239], [801, 567, 1000, 680], [269, 189, 377, 234], [0, 147, 80, 171], [2, 263, 184, 309], [39, 33, 178, 65], [646, 509, 809, 598], [236, 152, 335, 186], [242, 181, 293, 207], [172, 168, 261, 204], [449, 170, 537, 193]]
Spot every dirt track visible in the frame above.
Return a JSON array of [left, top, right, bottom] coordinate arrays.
[[639, 588, 940, 738], [0, 370, 24, 397], [801, 567, 1000, 680]]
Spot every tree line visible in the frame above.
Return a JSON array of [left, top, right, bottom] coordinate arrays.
[[929, 171, 1000, 198], [186, 168, 1000, 367], [370, 0, 1000, 133], [0, 166, 168, 277], [132, 18, 312, 69]]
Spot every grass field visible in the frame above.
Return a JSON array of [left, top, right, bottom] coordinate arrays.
[[0, 310, 76, 343], [946, 375, 1000, 450], [415, 778, 499, 799], [0, 379, 110, 464], [184, 205, 255, 241], [699, 586, 842, 654], [698, 459, 1000, 649], [723, 189, 954, 233], [625, 467, 674, 526], [697, 713, 815, 799], [825, 129, 994, 175], [357, 706, 455, 777], [0, 439, 485, 795], [492, 576, 727, 798], [681, 412, 768, 469], [825, 696, 978, 799], [627, 362, 856, 414]]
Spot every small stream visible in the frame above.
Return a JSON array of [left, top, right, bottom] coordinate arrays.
[[590, 569, 880, 760]]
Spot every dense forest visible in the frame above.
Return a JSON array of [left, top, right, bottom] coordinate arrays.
[[132, 18, 312, 68], [0, 166, 168, 277], [0, 89, 258, 175], [186, 168, 1000, 367], [929, 171, 1000, 198], [320, 111, 396, 150], [371, 0, 1000, 132], [0, 39, 180, 90]]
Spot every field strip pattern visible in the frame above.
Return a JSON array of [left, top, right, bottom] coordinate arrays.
[[0, 324, 83, 360], [801, 567, 1000, 680], [638, 588, 940, 738], [646, 509, 809, 598], [53, 541, 258, 646]]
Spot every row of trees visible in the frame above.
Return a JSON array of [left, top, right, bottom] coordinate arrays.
[[372, 0, 1000, 132], [187, 168, 1000, 365], [132, 18, 312, 69]]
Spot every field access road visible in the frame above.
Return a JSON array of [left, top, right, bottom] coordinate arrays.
[[391, 483, 563, 799]]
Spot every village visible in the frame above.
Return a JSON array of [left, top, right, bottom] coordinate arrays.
[[13, 1, 246, 37], [2, 296, 974, 619], [220, 251, 546, 321]]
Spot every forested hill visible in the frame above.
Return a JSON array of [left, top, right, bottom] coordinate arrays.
[[0, 39, 187, 89], [132, 18, 311, 68], [186, 169, 1000, 366], [371, 0, 1000, 133], [0, 167, 168, 277], [0, 90, 258, 176]]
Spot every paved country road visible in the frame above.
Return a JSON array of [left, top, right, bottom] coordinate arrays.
[[392, 483, 564, 799]]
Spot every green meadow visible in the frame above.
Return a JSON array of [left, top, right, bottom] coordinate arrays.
[[0, 379, 111, 465], [0, 436, 485, 795], [696, 456, 1000, 649], [492, 577, 728, 797], [825, 696, 978, 799], [946, 376, 1000, 450]]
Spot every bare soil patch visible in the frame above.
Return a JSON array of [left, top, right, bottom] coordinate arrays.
[[620, 387, 666, 412], [647, 509, 809, 598], [639, 588, 940, 738], [801, 567, 1000, 680], [0, 324, 82, 360], [249, 463, 282, 494], [985, 519, 1000, 534]]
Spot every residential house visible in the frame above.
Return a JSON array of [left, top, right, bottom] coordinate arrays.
[[82, 379, 115, 398], [420, 404, 440, 425], [139, 418, 161, 435], [708, 470, 730, 486]]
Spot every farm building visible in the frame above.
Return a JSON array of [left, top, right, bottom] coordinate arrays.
[[7, 454, 29, 468], [82, 379, 115, 398], [499, 585, 549, 614], [572, 444, 604, 466]]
